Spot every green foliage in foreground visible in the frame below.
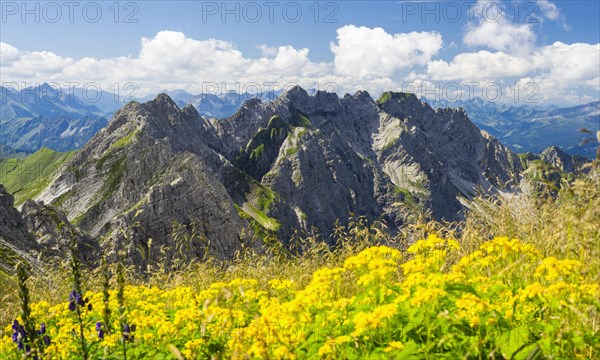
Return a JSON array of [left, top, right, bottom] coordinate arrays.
[[0, 167, 598, 359]]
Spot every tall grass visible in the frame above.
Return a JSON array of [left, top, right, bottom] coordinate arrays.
[[1, 165, 598, 356]]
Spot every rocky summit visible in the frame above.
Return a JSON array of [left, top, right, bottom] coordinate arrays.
[[0, 183, 100, 273], [0, 86, 530, 267], [0, 185, 39, 274]]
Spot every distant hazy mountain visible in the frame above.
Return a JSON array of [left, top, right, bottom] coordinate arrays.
[[0, 144, 30, 159], [139, 89, 281, 119], [0, 84, 110, 153], [67, 86, 128, 114], [1, 83, 105, 118], [189, 91, 280, 119], [138, 89, 196, 108], [4, 84, 597, 160], [426, 97, 599, 158]]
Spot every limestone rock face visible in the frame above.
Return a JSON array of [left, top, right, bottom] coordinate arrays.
[[35, 94, 247, 266], [25, 88, 530, 265], [20, 200, 100, 265], [0, 184, 39, 274], [540, 146, 588, 173], [376, 93, 521, 220], [0, 184, 102, 273], [204, 88, 522, 238]]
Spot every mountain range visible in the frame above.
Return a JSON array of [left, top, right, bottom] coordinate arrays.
[[0, 144, 30, 159], [0, 87, 593, 273], [4, 87, 522, 265], [426, 97, 600, 158], [0, 84, 110, 152], [138, 89, 284, 119], [2, 84, 597, 159]]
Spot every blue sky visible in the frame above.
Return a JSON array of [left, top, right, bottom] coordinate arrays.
[[1, 0, 599, 105]]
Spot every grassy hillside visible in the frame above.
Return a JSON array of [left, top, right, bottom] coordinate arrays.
[[0, 167, 598, 359], [0, 147, 74, 205]]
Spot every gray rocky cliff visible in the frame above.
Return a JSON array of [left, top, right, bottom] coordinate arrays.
[[36, 94, 248, 266], [0, 184, 101, 274], [0, 185, 39, 274], [376, 93, 521, 220], [24, 88, 529, 265], [20, 199, 100, 265], [540, 146, 588, 173]]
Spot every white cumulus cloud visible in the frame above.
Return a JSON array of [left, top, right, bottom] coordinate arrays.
[[330, 25, 443, 78], [427, 51, 533, 81], [463, 0, 536, 55], [536, 0, 560, 20], [533, 42, 600, 82], [0, 28, 443, 96], [1, 27, 598, 105], [0, 42, 20, 67], [535, 0, 570, 30]]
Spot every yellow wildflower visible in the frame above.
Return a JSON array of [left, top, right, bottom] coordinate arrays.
[[384, 341, 405, 352]]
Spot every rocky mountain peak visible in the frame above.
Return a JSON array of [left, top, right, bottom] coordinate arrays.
[[94, 92, 211, 154], [0, 186, 40, 274], [0, 185, 15, 207], [240, 97, 263, 109], [377, 91, 420, 106], [540, 145, 586, 172], [282, 85, 310, 103], [182, 103, 200, 118], [20, 86, 533, 267], [353, 90, 373, 102], [151, 92, 180, 110], [139, 93, 188, 127], [376, 91, 431, 122], [435, 106, 468, 117]]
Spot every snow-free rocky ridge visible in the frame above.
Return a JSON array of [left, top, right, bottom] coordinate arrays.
[[14, 87, 529, 265]]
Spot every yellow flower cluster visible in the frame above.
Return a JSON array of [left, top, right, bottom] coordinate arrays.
[[535, 256, 582, 281], [1, 236, 597, 359]]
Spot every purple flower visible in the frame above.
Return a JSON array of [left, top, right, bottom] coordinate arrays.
[[96, 322, 105, 339], [69, 290, 86, 308], [123, 324, 130, 341], [43, 335, 51, 346], [40, 323, 46, 334], [12, 320, 26, 345], [17, 341, 23, 351]]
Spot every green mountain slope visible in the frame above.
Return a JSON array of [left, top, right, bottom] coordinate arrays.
[[0, 147, 74, 205]]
